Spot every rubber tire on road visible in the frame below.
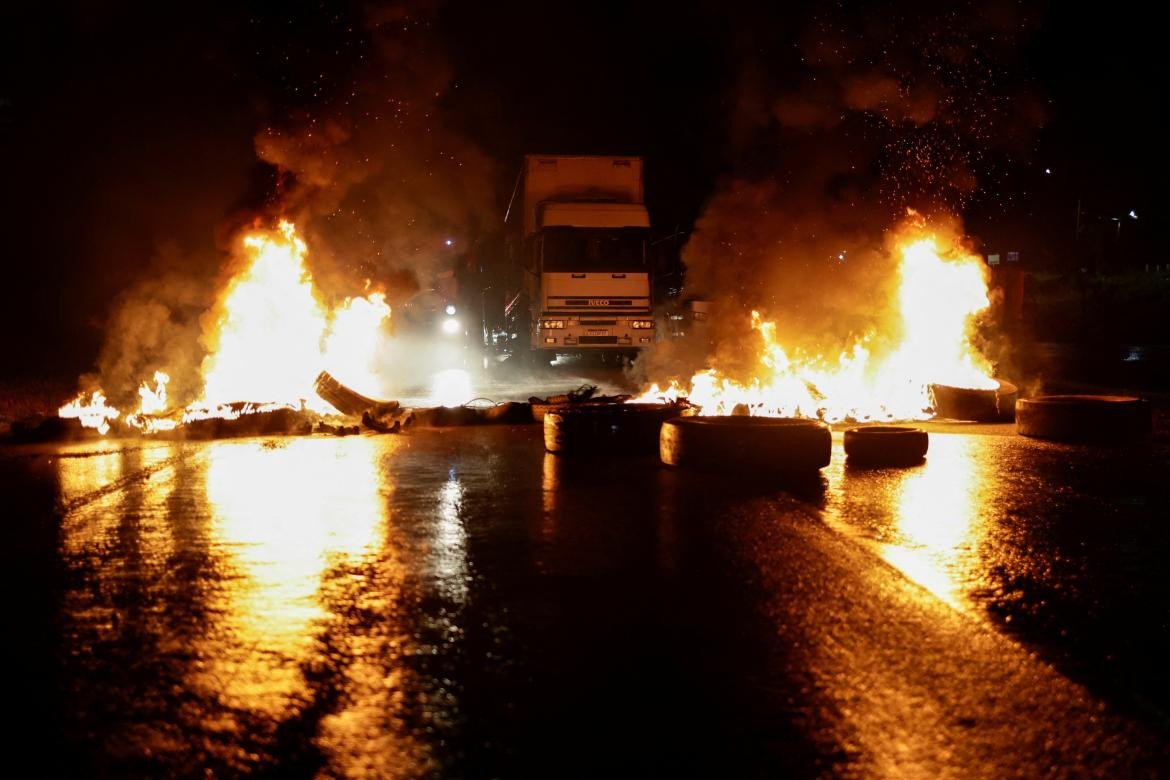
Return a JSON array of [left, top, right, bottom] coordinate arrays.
[[532, 400, 615, 422], [930, 380, 1018, 422], [659, 416, 832, 473], [1015, 395, 1152, 442], [843, 426, 929, 466], [544, 403, 685, 455]]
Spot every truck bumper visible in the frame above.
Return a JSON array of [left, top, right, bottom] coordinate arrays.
[[533, 315, 656, 350]]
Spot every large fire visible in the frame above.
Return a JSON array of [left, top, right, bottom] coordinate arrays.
[[60, 221, 392, 435], [636, 222, 998, 422], [60, 214, 999, 435]]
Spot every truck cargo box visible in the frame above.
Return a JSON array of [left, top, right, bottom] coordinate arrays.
[[523, 155, 644, 236]]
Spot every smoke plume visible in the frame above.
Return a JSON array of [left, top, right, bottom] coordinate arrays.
[[86, 0, 497, 405], [88, 243, 215, 408], [250, 1, 497, 305], [632, 0, 1047, 387]]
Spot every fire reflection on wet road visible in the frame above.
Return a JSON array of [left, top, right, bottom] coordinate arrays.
[[201, 439, 386, 717], [51, 436, 452, 777], [825, 434, 990, 610], [6, 419, 1169, 776], [824, 420, 1170, 690]]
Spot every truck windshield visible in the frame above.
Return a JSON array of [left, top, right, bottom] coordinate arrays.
[[541, 228, 647, 273]]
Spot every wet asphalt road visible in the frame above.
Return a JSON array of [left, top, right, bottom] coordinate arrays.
[[4, 414, 1170, 777]]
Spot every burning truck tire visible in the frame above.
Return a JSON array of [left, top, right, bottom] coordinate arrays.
[[659, 416, 831, 474], [544, 403, 685, 455], [843, 426, 929, 467], [930, 380, 1018, 422], [1015, 395, 1152, 443]]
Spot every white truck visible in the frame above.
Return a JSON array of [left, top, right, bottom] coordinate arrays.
[[505, 154, 656, 362]]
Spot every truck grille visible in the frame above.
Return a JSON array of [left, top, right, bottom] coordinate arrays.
[[580, 319, 617, 325]]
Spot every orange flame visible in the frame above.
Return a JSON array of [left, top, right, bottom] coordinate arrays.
[[58, 390, 120, 435], [637, 223, 998, 422], [124, 371, 178, 433], [61, 221, 393, 434]]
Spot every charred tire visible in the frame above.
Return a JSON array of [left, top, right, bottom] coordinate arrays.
[[843, 426, 929, 466], [1015, 395, 1152, 442], [930, 380, 1018, 422], [532, 400, 616, 422], [483, 401, 534, 424], [659, 416, 831, 473], [544, 403, 685, 455]]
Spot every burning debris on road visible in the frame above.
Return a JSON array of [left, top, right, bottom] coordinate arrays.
[[635, 213, 1012, 423], [41, 210, 1024, 445], [2, 1, 1142, 451], [51, 221, 396, 439]]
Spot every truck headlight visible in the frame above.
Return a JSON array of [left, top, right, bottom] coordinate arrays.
[[541, 319, 565, 329], [630, 319, 655, 329], [445, 304, 457, 316], [441, 318, 461, 335]]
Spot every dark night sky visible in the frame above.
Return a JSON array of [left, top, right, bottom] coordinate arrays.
[[1, 1, 1167, 380]]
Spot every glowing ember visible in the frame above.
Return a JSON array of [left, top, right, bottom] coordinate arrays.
[[181, 401, 298, 424], [61, 221, 393, 435], [636, 222, 998, 422]]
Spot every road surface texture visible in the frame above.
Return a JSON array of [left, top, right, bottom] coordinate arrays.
[[4, 413, 1170, 776]]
